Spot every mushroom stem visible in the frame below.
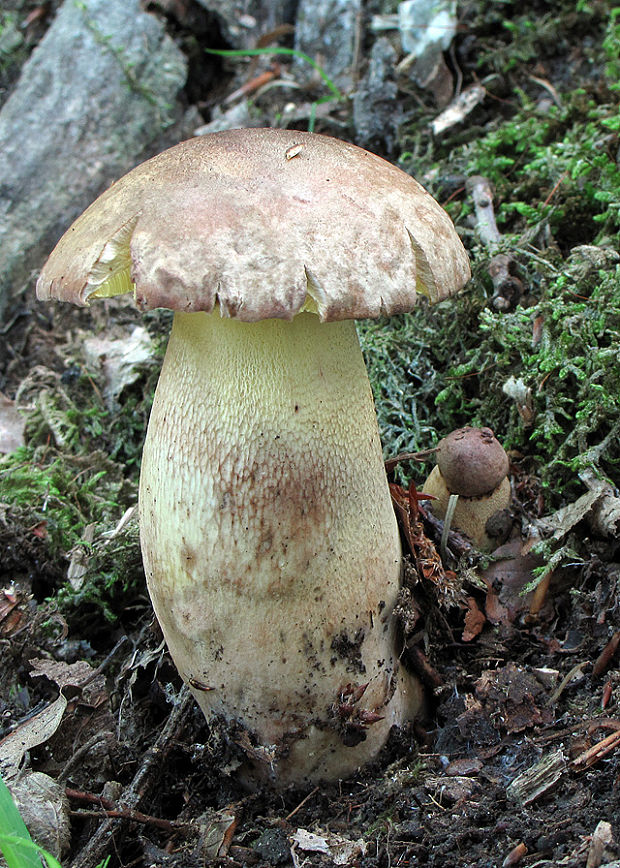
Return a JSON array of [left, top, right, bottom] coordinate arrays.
[[139, 308, 422, 786]]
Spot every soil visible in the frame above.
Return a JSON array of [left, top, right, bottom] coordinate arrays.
[[2, 2, 620, 867]]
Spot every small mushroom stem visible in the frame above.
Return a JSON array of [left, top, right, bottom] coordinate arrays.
[[139, 308, 422, 787]]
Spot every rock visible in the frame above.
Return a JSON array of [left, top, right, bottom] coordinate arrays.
[[0, 0, 188, 322], [352, 37, 400, 152], [194, 0, 296, 48], [294, 0, 361, 90]]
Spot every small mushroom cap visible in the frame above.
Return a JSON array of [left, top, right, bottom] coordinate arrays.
[[436, 426, 509, 497], [36, 128, 470, 322]]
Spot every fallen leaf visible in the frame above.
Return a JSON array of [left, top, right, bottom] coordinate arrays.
[[29, 657, 96, 690], [444, 757, 483, 777], [291, 828, 368, 865], [194, 809, 237, 860], [475, 662, 554, 733], [0, 693, 68, 780], [9, 771, 71, 858], [462, 596, 486, 642], [30, 521, 48, 539], [83, 325, 154, 407], [482, 540, 545, 625], [586, 820, 614, 868]]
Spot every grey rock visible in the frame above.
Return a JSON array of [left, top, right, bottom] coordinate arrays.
[[0, 0, 188, 322], [294, 0, 361, 90], [194, 0, 297, 48], [352, 37, 400, 152]]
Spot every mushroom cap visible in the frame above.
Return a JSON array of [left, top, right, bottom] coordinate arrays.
[[36, 128, 470, 322], [436, 426, 509, 497]]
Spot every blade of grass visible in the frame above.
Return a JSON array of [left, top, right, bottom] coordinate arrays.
[[0, 775, 45, 868], [205, 47, 343, 101], [0, 834, 64, 868]]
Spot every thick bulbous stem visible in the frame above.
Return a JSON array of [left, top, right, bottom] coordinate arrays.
[[139, 310, 422, 786]]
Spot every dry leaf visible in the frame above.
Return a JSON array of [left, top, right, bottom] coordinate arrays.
[[0, 694, 68, 780], [83, 325, 154, 407], [9, 771, 71, 858], [29, 657, 96, 690], [291, 828, 368, 865], [462, 596, 486, 642]]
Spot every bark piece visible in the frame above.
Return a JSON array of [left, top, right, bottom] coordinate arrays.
[[506, 749, 566, 806]]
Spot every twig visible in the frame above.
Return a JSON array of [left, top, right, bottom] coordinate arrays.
[[466, 175, 524, 310], [467, 175, 502, 248], [67, 788, 190, 833], [572, 725, 620, 769], [70, 686, 194, 868], [79, 635, 129, 688], [285, 786, 319, 821], [223, 63, 281, 104], [58, 732, 115, 783], [528, 567, 552, 616], [418, 502, 472, 560], [593, 632, 620, 678], [384, 447, 438, 474]]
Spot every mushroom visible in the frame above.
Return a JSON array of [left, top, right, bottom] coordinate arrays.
[[422, 426, 511, 551], [36, 128, 470, 787]]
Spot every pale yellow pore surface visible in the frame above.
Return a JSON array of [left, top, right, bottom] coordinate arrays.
[[140, 310, 422, 786]]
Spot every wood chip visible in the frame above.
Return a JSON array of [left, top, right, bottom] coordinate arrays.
[[506, 749, 566, 806]]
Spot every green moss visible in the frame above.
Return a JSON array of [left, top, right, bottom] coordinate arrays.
[[55, 520, 143, 625], [365, 2, 620, 504], [0, 447, 126, 554], [361, 249, 620, 504]]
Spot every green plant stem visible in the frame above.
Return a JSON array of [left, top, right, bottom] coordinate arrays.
[[205, 47, 343, 101]]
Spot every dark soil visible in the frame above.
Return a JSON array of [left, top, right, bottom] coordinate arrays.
[[2, 2, 620, 867]]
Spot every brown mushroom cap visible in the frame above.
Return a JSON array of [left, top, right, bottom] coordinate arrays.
[[36, 128, 470, 322], [436, 426, 509, 497]]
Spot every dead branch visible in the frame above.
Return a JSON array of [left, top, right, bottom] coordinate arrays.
[[466, 175, 524, 310]]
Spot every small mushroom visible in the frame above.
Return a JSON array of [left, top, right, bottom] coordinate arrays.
[[37, 128, 470, 787], [423, 426, 511, 551]]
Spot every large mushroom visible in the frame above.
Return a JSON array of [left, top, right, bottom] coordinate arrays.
[[37, 128, 470, 787]]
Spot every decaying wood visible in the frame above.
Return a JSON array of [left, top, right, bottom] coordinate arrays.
[[505, 749, 566, 806]]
